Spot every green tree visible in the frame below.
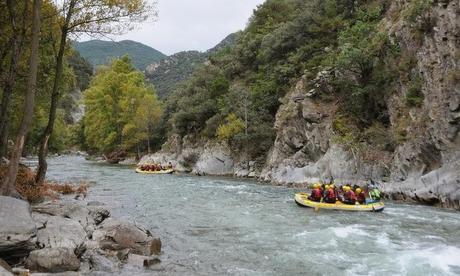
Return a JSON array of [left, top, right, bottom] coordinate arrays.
[[83, 57, 162, 155], [36, 0, 156, 184]]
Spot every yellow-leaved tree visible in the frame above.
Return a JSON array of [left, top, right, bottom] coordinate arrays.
[[217, 113, 245, 141]]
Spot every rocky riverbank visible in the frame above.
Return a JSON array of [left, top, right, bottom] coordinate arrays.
[[0, 195, 162, 275]]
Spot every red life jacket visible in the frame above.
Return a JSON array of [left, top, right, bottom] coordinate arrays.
[[326, 188, 336, 199], [345, 191, 356, 201], [311, 188, 322, 200]]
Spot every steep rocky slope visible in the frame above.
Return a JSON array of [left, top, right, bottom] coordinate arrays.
[[261, 0, 459, 209], [143, 1, 459, 209]]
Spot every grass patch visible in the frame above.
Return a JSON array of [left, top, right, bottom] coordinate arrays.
[[0, 164, 88, 203], [405, 76, 424, 107]]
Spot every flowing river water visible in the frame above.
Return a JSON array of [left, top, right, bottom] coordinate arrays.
[[39, 155, 460, 275]]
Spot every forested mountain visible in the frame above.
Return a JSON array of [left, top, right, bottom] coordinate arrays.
[[145, 33, 238, 98], [74, 40, 166, 70], [145, 0, 459, 208]]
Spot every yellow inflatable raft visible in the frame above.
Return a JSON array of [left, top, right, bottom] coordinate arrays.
[[135, 168, 174, 174], [295, 192, 384, 212]]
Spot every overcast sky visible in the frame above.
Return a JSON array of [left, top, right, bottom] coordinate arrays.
[[82, 0, 266, 55]]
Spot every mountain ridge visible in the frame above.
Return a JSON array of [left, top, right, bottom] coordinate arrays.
[[145, 33, 239, 98], [74, 39, 167, 70]]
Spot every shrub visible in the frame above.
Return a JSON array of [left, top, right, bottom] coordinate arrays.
[[405, 77, 424, 107], [217, 113, 245, 141], [405, 0, 434, 23]]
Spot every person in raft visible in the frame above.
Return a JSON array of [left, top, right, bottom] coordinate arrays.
[[368, 180, 382, 200], [355, 188, 366, 204], [308, 183, 322, 202], [342, 186, 357, 205], [324, 184, 337, 204]]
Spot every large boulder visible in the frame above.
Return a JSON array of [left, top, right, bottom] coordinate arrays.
[[92, 219, 161, 256], [0, 258, 13, 275], [32, 200, 110, 231], [81, 250, 120, 273], [0, 196, 37, 261], [26, 248, 80, 273], [32, 213, 86, 251]]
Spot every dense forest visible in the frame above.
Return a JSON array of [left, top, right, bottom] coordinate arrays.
[[74, 40, 166, 71], [0, 0, 155, 195], [158, 0, 406, 160]]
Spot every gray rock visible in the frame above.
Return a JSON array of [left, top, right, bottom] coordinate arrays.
[[92, 219, 161, 256], [84, 251, 120, 272], [126, 253, 160, 268], [26, 248, 80, 273], [33, 200, 110, 231], [193, 144, 234, 176], [33, 213, 86, 251], [0, 266, 13, 276], [0, 258, 13, 275], [31, 273, 79, 276], [0, 196, 37, 261]]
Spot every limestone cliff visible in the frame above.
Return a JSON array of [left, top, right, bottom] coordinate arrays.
[[261, 0, 459, 209]]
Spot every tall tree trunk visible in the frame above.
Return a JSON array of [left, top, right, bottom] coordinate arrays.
[[35, 0, 76, 185], [1, 0, 41, 196], [0, 0, 28, 159], [35, 29, 67, 184]]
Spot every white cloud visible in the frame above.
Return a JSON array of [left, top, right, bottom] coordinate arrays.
[[80, 0, 265, 55]]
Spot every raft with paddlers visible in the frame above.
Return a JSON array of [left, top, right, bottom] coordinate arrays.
[[295, 192, 385, 212], [135, 162, 175, 174], [135, 167, 174, 174]]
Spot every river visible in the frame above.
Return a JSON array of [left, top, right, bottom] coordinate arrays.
[[40, 155, 460, 275]]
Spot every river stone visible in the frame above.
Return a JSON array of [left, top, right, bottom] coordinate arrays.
[[0, 258, 13, 275], [92, 218, 161, 256], [0, 196, 37, 261], [83, 251, 120, 272], [26, 248, 80, 273], [126, 253, 161, 268], [33, 200, 110, 231], [30, 273, 79, 276], [0, 265, 13, 276], [32, 213, 86, 251]]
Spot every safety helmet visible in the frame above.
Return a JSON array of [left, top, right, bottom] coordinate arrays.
[[325, 185, 330, 189], [343, 186, 350, 192], [329, 184, 335, 189], [315, 183, 321, 189], [356, 188, 362, 193]]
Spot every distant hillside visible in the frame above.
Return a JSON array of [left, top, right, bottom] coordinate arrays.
[[74, 40, 166, 70], [145, 33, 239, 98]]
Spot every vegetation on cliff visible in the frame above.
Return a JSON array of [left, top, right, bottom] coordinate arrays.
[[157, 0, 403, 160]]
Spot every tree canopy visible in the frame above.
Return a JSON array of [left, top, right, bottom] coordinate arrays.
[[83, 56, 162, 154]]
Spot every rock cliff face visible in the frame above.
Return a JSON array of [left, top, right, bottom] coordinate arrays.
[[261, 0, 459, 209], [139, 135, 257, 177]]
